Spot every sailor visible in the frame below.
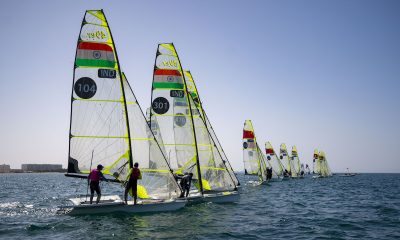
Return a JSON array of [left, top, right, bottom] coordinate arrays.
[[179, 172, 193, 198], [125, 162, 142, 205], [284, 169, 289, 177], [266, 167, 272, 180], [88, 164, 106, 204]]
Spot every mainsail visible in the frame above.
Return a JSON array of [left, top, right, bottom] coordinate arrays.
[[149, 43, 236, 194], [319, 151, 332, 177], [291, 146, 301, 177], [183, 71, 240, 186], [279, 143, 291, 176], [67, 10, 181, 200], [243, 120, 268, 182], [313, 149, 320, 174], [265, 141, 285, 177]]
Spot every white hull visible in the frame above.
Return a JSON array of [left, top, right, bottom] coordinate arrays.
[[63, 195, 186, 215], [185, 190, 240, 204], [204, 191, 240, 203]]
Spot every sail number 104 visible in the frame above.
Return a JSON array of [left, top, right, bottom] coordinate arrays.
[[74, 77, 97, 99]]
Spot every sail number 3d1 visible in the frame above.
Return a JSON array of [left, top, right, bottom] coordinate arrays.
[[152, 97, 169, 114], [74, 77, 97, 99]]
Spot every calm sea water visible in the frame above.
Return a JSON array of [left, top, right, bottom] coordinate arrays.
[[0, 173, 399, 239]]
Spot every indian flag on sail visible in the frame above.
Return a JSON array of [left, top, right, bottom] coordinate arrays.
[[153, 69, 183, 89], [76, 42, 116, 68], [266, 148, 274, 155]]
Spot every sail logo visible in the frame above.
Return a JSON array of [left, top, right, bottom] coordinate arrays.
[[174, 113, 186, 127], [98, 69, 116, 79], [153, 69, 183, 89], [76, 42, 115, 68], [86, 31, 106, 40], [162, 60, 178, 68], [170, 90, 184, 98]]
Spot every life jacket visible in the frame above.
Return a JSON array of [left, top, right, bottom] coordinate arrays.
[[130, 168, 141, 180], [89, 169, 100, 181]]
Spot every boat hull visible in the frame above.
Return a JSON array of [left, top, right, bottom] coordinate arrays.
[[204, 191, 240, 203], [63, 195, 186, 215], [185, 191, 240, 204]]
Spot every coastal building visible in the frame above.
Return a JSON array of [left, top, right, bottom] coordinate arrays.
[[21, 164, 63, 172], [0, 164, 11, 173]]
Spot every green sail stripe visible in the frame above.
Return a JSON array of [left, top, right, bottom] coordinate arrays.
[[76, 58, 116, 68], [152, 82, 184, 89]]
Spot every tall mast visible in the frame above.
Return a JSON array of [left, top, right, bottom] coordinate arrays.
[[67, 13, 86, 172], [173, 44, 204, 195], [186, 71, 239, 187], [102, 10, 133, 169]]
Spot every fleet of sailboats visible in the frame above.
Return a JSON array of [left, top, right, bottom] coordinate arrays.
[[62, 9, 337, 215]]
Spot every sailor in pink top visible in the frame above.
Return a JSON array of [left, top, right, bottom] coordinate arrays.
[[88, 164, 106, 204]]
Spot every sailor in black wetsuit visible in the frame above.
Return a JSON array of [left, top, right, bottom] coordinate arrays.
[[177, 173, 193, 198]]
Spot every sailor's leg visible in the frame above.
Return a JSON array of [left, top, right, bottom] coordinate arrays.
[[124, 188, 128, 204], [90, 184, 94, 204], [96, 185, 101, 204], [124, 180, 131, 204], [133, 181, 137, 204]]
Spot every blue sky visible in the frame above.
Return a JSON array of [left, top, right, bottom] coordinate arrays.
[[0, 0, 399, 172]]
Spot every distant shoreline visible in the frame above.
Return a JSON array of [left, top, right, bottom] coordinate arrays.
[[0, 170, 67, 174]]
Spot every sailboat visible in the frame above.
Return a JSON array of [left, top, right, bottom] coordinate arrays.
[[279, 143, 293, 178], [183, 71, 240, 187], [312, 150, 332, 178], [265, 142, 285, 180], [243, 120, 270, 184], [291, 146, 304, 178], [149, 43, 239, 203], [340, 168, 357, 177], [64, 10, 186, 214]]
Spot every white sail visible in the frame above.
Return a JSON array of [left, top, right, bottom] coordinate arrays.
[[149, 43, 237, 194], [243, 120, 269, 183], [67, 10, 181, 201], [265, 141, 284, 178]]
